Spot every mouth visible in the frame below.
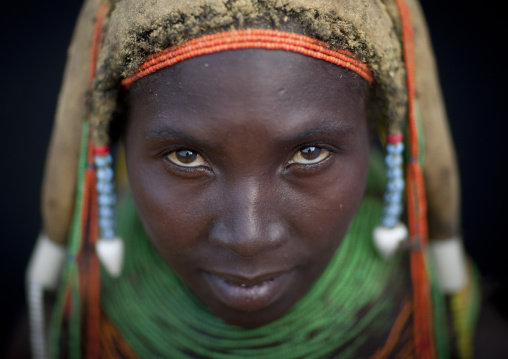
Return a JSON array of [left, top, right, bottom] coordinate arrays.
[[202, 269, 295, 312]]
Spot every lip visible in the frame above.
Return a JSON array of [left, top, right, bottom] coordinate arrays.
[[202, 269, 295, 312]]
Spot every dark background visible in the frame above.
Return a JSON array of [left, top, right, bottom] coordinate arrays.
[[1, 0, 507, 355]]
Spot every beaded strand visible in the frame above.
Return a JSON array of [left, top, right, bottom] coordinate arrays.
[[372, 132, 408, 260], [94, 146, 124, 278], [381, 135, 405, 228], [121, 29, 374, 88], [94, 147, 116, 240]]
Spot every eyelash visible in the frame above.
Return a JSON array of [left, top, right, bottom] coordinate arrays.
[[161, 143, 336, 174], [285, 144, 335, 172], [161, 147, 213, 174]]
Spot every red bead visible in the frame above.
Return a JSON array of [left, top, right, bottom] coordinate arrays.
[[94, 146, 110, 155], [387, 133, 403, 144]]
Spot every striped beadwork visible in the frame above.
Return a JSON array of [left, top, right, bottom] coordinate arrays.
[[121, 29, 374, 88]]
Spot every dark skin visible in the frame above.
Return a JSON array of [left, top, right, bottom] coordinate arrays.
[[125, 49, 371, 327]]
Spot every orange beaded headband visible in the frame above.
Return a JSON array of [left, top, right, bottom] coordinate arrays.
[[121, 29, 374, 88]]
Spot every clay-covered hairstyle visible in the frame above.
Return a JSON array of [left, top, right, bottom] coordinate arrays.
[[43, 0, 459, 247]]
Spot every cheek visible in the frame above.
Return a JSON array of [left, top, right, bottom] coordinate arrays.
[[126, 155, 213, 259], [285, 153, 370, 254]]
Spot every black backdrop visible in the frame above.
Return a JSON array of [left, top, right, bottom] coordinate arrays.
[[2, 0, 507, 354]]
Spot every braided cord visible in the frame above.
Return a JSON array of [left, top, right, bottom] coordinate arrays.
[[450, 262, 481, 359], [49, 2, 110, 354], [427, 254, 451, 359], [49, 121, 89, 359], [394, 0, 436, 356]]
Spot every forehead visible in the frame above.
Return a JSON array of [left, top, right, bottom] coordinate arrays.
[[127, 49, 367, 138], [130, 48, 366, 99]]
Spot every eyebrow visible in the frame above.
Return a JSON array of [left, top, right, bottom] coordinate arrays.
[[279, 120, 356, 144], [143, 127, 207, 147], [143, 119, 357, 147]]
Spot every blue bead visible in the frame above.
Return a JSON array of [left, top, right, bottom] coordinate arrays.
[[101, 228, 115, 239], [384, 204, 402, 217], [381, 216, 398, 228], [384, 191, 402, 204], [96, 167, 114, 181], [386, 142, 403, 154], [98, 194, 115, 206], [94, 154, 112, 167], [387, 178, 404, 192], [386, 167, 403, 179], [99, 218, 115, 230], [385, 154, 403, 167], [97, 181, 114, 194], [99, 206, 115, 219]]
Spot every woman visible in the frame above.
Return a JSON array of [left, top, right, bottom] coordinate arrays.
[[26, 0, 477, 357]]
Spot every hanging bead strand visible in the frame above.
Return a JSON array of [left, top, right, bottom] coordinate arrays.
[[382, 134, 405, 228], [95, 148, 115, 239], [373, 133, 408, 259], [94, 146, 124, 277]]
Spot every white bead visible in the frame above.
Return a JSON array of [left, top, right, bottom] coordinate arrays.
[[373, 223, 408, 259], [96, 237, 124, 277], [429, 237, 468, 293]]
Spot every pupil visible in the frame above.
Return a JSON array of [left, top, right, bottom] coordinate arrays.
[[176, 150, 197, 164], [301, 146, 320, 160]]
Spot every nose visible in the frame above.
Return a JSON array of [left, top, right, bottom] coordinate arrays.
[[208, 180, 289, 258]]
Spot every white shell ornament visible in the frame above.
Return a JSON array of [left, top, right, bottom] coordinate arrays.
[[96, 237, 124, 277], [429, 237, 468, 293], [373, 223, 408, 259]]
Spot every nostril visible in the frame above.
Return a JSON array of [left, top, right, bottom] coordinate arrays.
[[208, 221, 230, 246], [208, 220, 289, 258], [266, 222, 290, 246]]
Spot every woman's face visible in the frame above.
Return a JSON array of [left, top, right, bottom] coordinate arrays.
[[125, 49, 370, 326]]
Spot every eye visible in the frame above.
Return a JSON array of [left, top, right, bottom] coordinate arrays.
[[289, 146, 331, 165], [165, 149, 208, 168]]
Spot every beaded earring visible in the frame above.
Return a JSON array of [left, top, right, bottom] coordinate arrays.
[[94, 146, 124, 277], [373, 133, 408, 259]]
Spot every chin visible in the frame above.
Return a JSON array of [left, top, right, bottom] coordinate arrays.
[[208, 298, 298, 328]]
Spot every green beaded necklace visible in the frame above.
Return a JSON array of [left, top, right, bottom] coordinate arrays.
[[97, 151, 405, 359]]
